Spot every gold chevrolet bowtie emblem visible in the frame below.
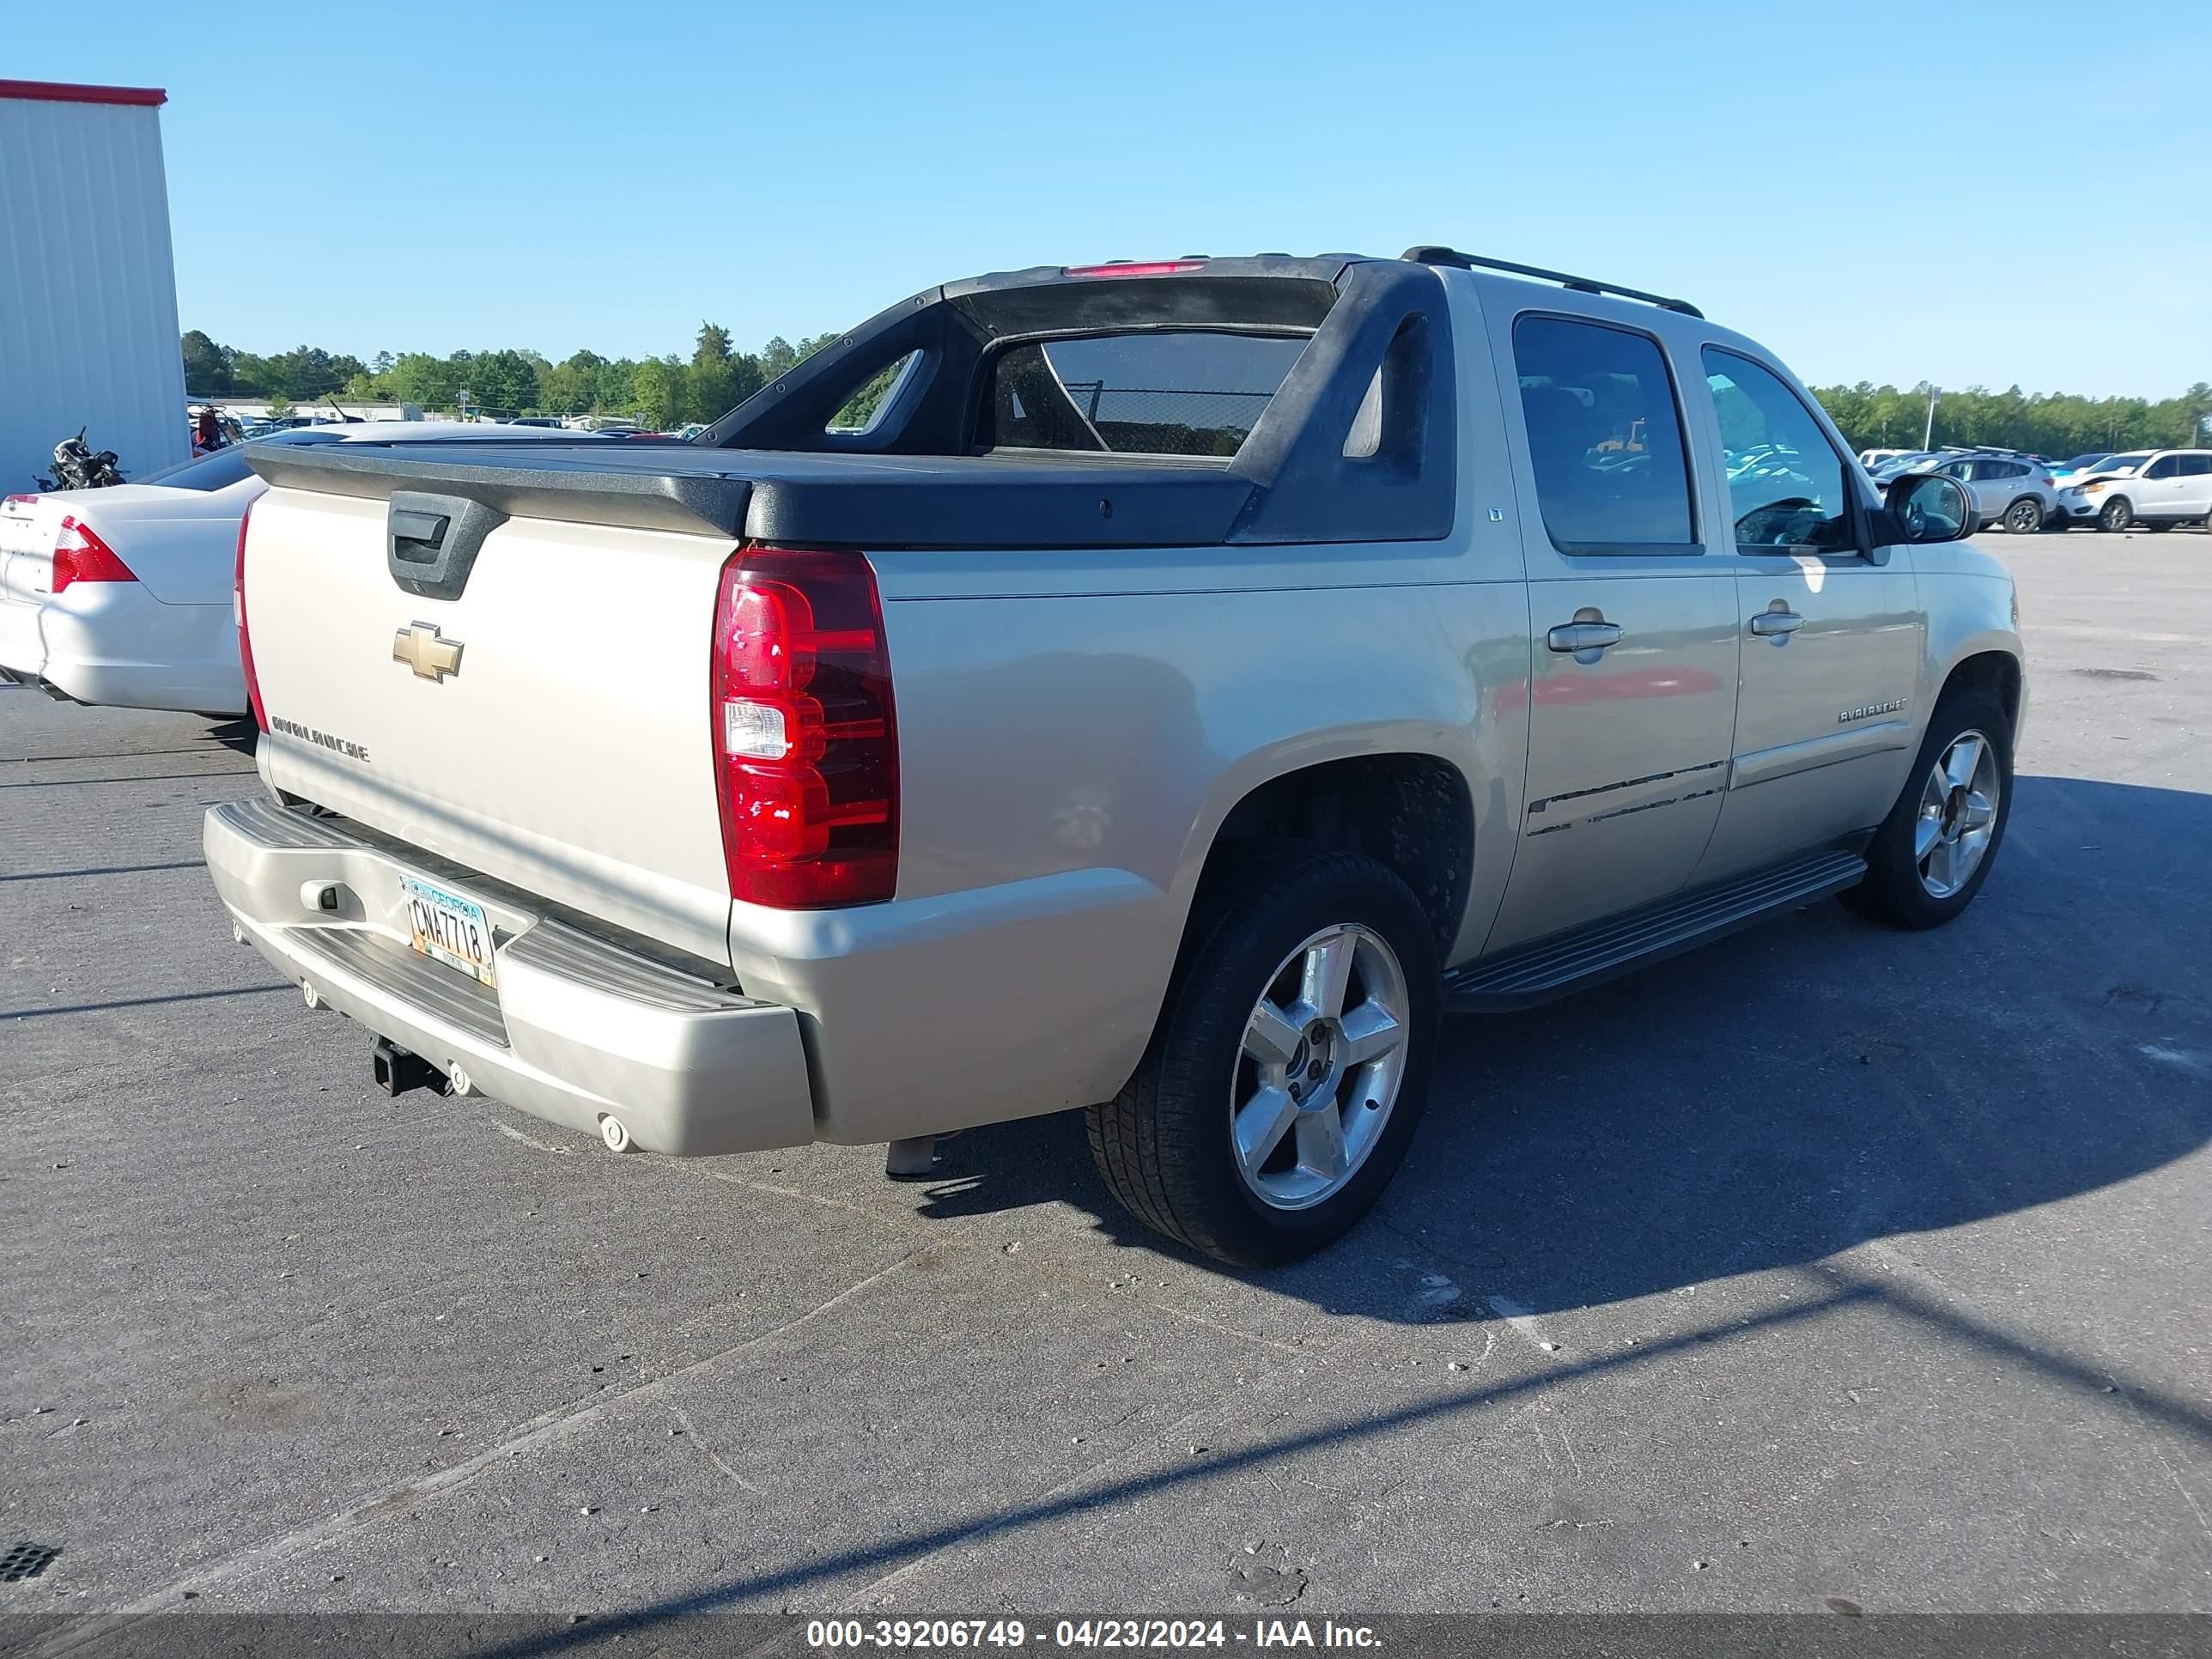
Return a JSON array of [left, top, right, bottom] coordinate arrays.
[[392, 622, 464, 683]]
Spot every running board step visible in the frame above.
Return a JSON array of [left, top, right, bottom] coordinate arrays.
[[1444, 848, 1867, 1012]]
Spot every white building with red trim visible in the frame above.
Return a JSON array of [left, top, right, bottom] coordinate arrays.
[[0, 79, 190, 490]]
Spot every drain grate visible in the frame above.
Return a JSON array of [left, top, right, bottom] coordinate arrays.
[[0, 1541, 60, 1583]]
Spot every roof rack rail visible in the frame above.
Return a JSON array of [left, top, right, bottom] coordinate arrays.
[[1401, 246, 1704, 319]]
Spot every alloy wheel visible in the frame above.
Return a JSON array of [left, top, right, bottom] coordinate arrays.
[[1231, 924, 1410, 1211], [1915, 729, 2002, 898]]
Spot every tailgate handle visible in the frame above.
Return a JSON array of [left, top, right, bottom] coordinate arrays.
[[386, 491, 507, 602], [388, 508, 450, 559]]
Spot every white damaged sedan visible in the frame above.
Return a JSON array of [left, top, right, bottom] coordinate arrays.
[[0, 421, 601, 716]]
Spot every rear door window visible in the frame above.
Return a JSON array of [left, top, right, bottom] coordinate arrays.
[[2179, 454, 2212, 477], [1511, 315, 1697, 550], [984, 331, 1307, 457]]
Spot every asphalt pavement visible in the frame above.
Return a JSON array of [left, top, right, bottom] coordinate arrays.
[[3, 531, 2207, 1634]]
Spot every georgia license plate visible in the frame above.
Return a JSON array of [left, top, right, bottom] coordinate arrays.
[[399, 875, 497, 988]]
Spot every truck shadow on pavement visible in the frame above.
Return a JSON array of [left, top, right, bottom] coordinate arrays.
[[923, 772, 2209, 1325]]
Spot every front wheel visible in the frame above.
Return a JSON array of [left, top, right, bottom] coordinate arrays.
[[2003, 497, 2044, 534], [2099, 496, 2135, 532], [1087, 847, 1439, 1267], [1841, 690, 2013, 929]]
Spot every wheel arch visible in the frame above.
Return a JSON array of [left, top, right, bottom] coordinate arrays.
[[1176, 738, 1482, 966], [1940, 648, 2023, 729]]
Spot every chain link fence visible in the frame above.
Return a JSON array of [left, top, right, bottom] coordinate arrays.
[[1056, 382, 1274, 457]]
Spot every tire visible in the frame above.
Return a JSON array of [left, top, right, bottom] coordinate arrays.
[[1087, 845, 1440, 1267], [2098, 496, 2134, 532], [2002, 497, 2043, 535], [1840, 688, 2014, 930]]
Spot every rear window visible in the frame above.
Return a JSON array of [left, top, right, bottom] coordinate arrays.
[[136, 447, 257, 490], [137, 428, 346, 491], [984, 331, 1307, 457], [1512, 314, 1697, 549]]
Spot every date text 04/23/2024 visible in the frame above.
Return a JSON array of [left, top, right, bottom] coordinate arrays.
[[805, 1620, 1382, 1650]]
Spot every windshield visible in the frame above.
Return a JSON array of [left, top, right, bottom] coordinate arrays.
[[2101, 453, 2152, 473]]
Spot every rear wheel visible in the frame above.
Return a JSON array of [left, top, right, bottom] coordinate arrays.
[[1841, 689, 2013, 930], [1087, 847, 1438, 1267], [2002, 497, 2043, 534], [2099, 496, 2134, 532]]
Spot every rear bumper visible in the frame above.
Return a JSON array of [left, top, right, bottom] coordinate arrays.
[[0, 588, 246, 714], [0, 597, 48, 681], [204, 799, 817, 1155]]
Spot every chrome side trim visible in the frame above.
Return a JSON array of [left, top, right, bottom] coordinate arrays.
[[1527, 758, 1727, 818], [1729, 720, 1912, 792]]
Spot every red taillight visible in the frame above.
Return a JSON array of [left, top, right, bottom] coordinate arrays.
[[4, 494, 38, 508], [712, 547, 897, 908], [234, 501, 268, 732], [50, 515, 136, 593], [1062, 259, 1207, 278]]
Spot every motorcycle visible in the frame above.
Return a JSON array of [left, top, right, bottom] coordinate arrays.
[[35, 428, 126, 491]]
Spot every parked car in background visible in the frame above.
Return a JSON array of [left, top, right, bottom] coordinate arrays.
[[1927, 451, 2058, 533], [1858, 447, 1918, 471], [1867, 449, 1960, 489], [2050, 453, 2120, 490], [2066, 449, 2212, 532], [0, 422, 584, 716], [2053, 451, 2153, 527]]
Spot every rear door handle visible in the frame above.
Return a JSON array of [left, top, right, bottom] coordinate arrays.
[[1749, 608, 1805, 637], [1546, 620, 1625, 654]]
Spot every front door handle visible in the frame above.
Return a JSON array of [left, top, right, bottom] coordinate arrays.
[[1546, 619, 1625, 654], [1749, 607, 1805, 637]]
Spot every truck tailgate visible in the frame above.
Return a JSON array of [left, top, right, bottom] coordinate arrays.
[[245, 487, 738, 964]]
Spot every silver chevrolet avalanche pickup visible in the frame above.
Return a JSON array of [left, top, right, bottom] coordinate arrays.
[[206, 247, 2021, 1267]]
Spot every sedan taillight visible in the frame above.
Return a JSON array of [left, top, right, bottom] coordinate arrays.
[[50, 515, 136, 593]]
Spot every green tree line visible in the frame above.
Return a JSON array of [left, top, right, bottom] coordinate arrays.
[[181, 323, 848, 428], [1813, 381, 2212, 459], [184, 325, 2210, 451]]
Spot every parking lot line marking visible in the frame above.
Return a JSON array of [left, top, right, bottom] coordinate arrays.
[[23, 1246, 935, 1658], [1486, 1294, 1557, 1356], [669, 1407, 764, 1495], [491, 1120, 575, 1156]]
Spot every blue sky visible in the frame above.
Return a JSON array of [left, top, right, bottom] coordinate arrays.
[[29, 0, 2209, 395]]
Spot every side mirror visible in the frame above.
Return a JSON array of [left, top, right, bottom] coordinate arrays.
[[1884, 471, 1972, 544]]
